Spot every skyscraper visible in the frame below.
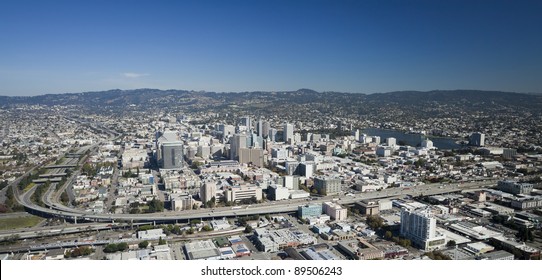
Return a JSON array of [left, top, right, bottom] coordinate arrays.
[[156, 130, 183, 170], [400, 208, 446, 250], [161, 142, 184, 170], [469, 132, 485, 146], [386, 137, 396, 147], [230, 134, 247, 160], [269, 128, 278, 142], [283, 123, 294, 143], [256, 118, 263, 137], [353, 129, 360, 141], [262, 121, 270, 138], [240, 116, 251, 131], [200, 182, 216, 203]]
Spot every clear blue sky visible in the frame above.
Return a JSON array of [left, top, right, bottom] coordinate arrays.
[[1, 0, 541, 96]]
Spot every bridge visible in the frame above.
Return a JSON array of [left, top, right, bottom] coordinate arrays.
[[32, 178, 62, 183], [43, 165, 77, 169], [65, 153, 83, 158], [39, 173, 67, 178], [15, 179, 499, 224]]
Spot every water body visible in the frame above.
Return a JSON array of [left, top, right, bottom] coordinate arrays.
[[362, 128, 463, 150]]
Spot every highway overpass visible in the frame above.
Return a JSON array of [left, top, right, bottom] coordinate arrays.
[[15, 179, 499, 224]]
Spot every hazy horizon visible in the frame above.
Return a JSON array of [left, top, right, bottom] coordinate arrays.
[[2, 87, 542, 98]]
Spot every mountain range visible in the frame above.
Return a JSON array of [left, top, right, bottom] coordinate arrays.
[[1, 89, 541, 115]]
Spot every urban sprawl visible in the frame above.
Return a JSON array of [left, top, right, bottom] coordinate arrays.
[[1, 91, 542, 261]]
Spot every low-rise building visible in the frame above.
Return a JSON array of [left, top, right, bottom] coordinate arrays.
[[253, 228, 317, 253], [313, 176, 341, 195], [337, 238, 384, 260], [184, 240, 221, 260], [298, 204, 323, 220], [137, 229, 166, 240], [498, 180, 533, 195], [323, 202, 347, 221], [224, 186, 262, 203], [479, 250, 514, 260]]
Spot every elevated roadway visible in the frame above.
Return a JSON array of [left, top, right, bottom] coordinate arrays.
[[16, 179, 499, 224]]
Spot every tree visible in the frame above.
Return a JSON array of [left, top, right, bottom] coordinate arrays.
[[244, 225, 253, 234], [103, 244, 118, 253], [0, 180, 8, 191], [147, 198, 164, 213], [117, 242, 128, 251], [384, 231, 393, 240], [517, 227, 534, 242], [139, 224, 154, 231], [425, 251, 451, 260], [60, 191, 69, 204], [172, 225, 181, 235], [202, 225, 213, 231], [138, 241, 149, 249], [158, 237, 166, 245], [447, 240, 456, 247], [366, 215, 384, 229], [205, 197, 217, 209], [250, 196, 258, 204]]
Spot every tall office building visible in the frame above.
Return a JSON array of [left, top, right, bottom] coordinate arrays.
[[200, 182, 216, 203], [269, 128, 278, 142], [156, 130, 184, 170], [469, 132, 485, 147], [353, 129, 360, 142], [161, 142, 184, 170], [239, 148, 264, 167], [400, 208, 446, 250], [262, 122, 270, 138], [283, 123, 294, 143], [256, 118, 263, 137], [386, 137, 397, 147], [421, 139, 434, 149], [230, 134, 247, 161], [240, 116, 251, 131], [218, 124, 235, 137]]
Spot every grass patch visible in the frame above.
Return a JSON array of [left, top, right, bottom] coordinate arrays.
[[0, 215, 44, 231], [23, 182, 35, 193]]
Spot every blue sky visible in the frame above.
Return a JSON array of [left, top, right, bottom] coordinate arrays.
[[1, 0, 541, 96]]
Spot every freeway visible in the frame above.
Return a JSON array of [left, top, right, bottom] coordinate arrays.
[[15, 178, 499, 224]]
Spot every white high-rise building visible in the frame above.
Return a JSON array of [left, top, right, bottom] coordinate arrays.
[[400, 208, 446, 250], [283, 123, 294, 143], [353, 129, 360, 141], [421, 139, 434, 149], [386, 137, 397, 147]]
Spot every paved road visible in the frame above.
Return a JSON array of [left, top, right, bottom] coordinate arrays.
[[16, 178, 499, 223], [0, 166, 40, 204]]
